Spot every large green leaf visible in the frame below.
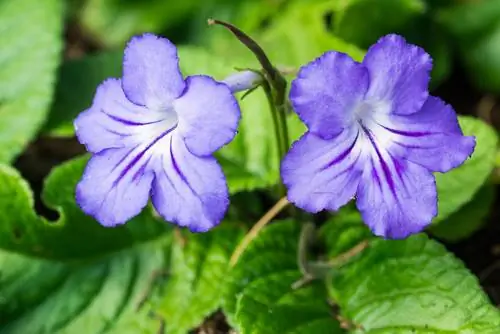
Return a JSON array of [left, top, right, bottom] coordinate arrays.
[[323, 220, 500, 333], [152, 224, 244, 334], [45, 51, 122, 137], [223, 220, 344, 333], [0, 0, 63, 163], [0, 157, 172, 333], [434, 116, 498, 222], [430, 185, 495, 242]]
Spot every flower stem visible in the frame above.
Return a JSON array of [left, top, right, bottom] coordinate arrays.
[[230, 197, 290, 266]]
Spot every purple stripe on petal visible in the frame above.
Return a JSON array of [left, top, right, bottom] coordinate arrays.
[[322, 131, 360, 171], [114, 126, 177, 185], [380, 125, 432, 137], [360, 124, 397, 195], [103, 110, 163, 126], [168, 136, 199, 197]]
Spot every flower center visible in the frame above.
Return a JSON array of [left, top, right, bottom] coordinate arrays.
[[352, 99, 395, 149]]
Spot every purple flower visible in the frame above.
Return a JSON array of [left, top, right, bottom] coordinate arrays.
[[74, 33, 240, 232], [281, 34, 475, 238]]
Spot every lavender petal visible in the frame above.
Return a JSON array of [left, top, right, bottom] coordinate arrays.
[[281, 128, 364, 213], [290, 51, 369, 139], [150, 135, 229, 232], [363, 34, 432, 116], [74, 79, 168, 154], [174, 75, 240, 156], [76, 147, 155, 226], [356, 151, 437, 239], [122, 33, 185, 109]]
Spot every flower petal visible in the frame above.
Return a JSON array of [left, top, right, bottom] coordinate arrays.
[[355, 146, 437, 239], [363, 34, 432, 115], [76, 147, 155, 227], [150, 135, 229, 232], [74, 79, 170, 153], [174, 75, 240, 156], [281, 127, 364, 213], [122, 33, 185, 109], [378, 96, 476, 172], [290, 51, 369, 139]]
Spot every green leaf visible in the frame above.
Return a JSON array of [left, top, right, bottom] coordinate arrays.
[[331, 0, 426, 48], [45, 51, 123, 136], [430, 185, 495, 242], [0, 0, 63, 163], [436, 0, 500, 42], [327, 232, 500, 332], [319, 208, 374, 258], [223, 220, 344, 333], [434, 116, 498, 222], [462, 23, 500, 93], [0, 157, 171, 332], [152, 224, 244, 334], [79, 0, 197, 47]]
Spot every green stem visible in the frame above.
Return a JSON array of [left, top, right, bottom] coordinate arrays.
[[263, 82, 286, 196]]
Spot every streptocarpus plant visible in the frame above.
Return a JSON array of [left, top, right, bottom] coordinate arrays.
[[67, 19, 500, 334]]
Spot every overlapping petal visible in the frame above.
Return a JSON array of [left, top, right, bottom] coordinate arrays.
[[356, 154, 437, 239], [74, 79, 172, 153], [379, 96, 476, 172], [150, 135, 229, 232], [290, 51, 369, 139], [174, 75, 240, 156], [363, 34, 432, 116], [122, 33, 185, 109], [76, 147, 155, 226], [283, 33, 475, 239], [281, 127, 364, 213]]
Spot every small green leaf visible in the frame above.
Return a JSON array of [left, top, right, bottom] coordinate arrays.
[[153, 224, 244, 334], [327, 232, 500, 332], [79, 0, 197, 47], [0, 0, 63, 163], [0, 157, 171, 332], [430, 185, 495, 242], [223, 220, 343, 333], [434, 116, 498, 221]]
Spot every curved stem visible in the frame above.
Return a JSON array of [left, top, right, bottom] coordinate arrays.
[[230, 197, 290, 266]]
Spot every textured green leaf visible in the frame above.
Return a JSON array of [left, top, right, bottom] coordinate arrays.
[[223, 220, 343, 333], [430, 185, 495, 242], [79, 0, 197, 47], [327, 232, 500, 333], [434, 116, 498, 222], [0, 0, 63, 163], [319, 208, 374, 258], [0, 157, 171, 333], [153, 224, 244, 334]]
